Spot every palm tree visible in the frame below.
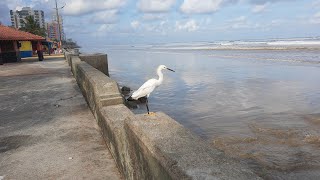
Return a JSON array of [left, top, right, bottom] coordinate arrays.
[[19, 15, 46, 37]]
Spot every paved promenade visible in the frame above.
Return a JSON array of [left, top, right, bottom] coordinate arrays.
[[0, 57, 121, 179]]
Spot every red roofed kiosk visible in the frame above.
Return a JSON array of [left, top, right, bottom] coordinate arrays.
[[0, 25, 45, 64]]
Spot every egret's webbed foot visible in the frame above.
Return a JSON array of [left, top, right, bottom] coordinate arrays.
[[144, 112, 156, 116]]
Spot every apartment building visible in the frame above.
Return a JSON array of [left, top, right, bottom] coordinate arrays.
[[46, 14, 65, 41], [10, 7, 45, 29]]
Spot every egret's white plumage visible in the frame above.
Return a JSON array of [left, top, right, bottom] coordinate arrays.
[[131, 79, 158, 100], [130, 65, 175, 114]]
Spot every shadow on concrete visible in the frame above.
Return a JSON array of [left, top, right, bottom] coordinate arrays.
[[0, 135, 31, 153]]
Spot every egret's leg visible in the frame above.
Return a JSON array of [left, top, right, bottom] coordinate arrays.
[[146, 98, 150, 114], [145, 99, 156, 116]]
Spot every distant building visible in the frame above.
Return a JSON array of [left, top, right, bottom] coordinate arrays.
[[10, 7, 45, 29], [46, 14, 65, 41], [46, 22, 61, 41]]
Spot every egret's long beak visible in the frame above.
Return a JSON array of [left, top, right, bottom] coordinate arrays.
[[166, 67, 175, 72]]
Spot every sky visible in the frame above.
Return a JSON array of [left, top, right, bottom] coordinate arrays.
[[0, 0, 320, 46]]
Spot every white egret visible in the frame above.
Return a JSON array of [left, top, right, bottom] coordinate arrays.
[[128, 65, 175, 114]]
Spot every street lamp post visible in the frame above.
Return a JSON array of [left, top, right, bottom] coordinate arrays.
[[54, 0, 64, 49]]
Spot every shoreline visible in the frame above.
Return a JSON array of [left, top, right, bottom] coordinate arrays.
[[92, 45, 320, 52], [149, 45, 320, 51]]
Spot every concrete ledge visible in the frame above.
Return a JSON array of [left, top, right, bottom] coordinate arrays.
[[125, 112, 260, 180], [75, 62, 123, 117], [79, 53, 109, 76], [70, 56, 83, 77], [98, 105, 136, 179], [65, 52, 78, 66]]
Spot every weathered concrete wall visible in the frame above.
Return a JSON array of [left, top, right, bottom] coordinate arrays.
[[98, 105, 135, 179], [79, 53, 109, 76], [67, 54, 261, 180], [126, 113, 260, 180], [64, 51, 78, 66], [75, 62, 123, 118], [70, 56, 82, 77]]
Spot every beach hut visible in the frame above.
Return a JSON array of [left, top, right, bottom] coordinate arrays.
[[0, 25, 45, 64]]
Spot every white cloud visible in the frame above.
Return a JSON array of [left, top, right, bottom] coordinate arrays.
[[312, 0, 320, 8], [204, 17, 212, 25], [249, 0, 292, 5], [63, 0, 125, 16], [93, 24, 114, 36], [175, 19, 199, 32], [131, 20, 140, 29], [97, 24, 112, 32], [15, 6, 23, 11], [142, 13, 166, 21], [229, 16, 247, 22], [140, 20, 169, 35], [217, 16, 285, 32], [252, 3, 268, 13], [224, 16, 256, 30], [5, 0, 26, 9], [90, 10, 118, 24], [309, 12, 320, 24], [227, 16, 273, 31], [180, 0, 224, 14], [270, 19, 283, 26], [137, 0, 176, 13]]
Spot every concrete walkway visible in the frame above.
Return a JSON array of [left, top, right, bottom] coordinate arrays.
[[0, 57, 121, 179]]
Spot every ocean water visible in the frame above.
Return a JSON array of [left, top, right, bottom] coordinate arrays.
[[87, 40, 320, 179]]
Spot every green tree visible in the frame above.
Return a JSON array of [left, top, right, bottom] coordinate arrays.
[[62, 38, 81, 49], [19, 15, 46, 37]]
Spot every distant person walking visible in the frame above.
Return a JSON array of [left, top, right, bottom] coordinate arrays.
[[37, 49, 44, 61]]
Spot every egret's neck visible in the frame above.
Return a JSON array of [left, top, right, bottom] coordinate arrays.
[[156, 68, 163, 85]]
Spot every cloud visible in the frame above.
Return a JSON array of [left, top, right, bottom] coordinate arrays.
[[309, 12, 320, 24], [145, 20, 168, 32], [0, 1, 10, 25], [131, 20, 140, 29], [252, 3, 268, 13], [270, 19, 284, 26], [91, 24, 114, 36], [5, 0, 27, 10], [228, 16, 251, 29], [223, 16, 260, 30], [312, 0, 320, 8], [63, 17, 89, 34], [249, 0, 293, 5], [89, 10, 118, 24], [62, 0, 125, 16], [229, 16, 247, 22], [97, 24, 113, 32], [215, 16, 285, 32], [137, 0, 176, 13], [180, 0, 224, 14], [142, 13, 166, 21], [179, 0, 294, 14], [175, 19, 199, 32]]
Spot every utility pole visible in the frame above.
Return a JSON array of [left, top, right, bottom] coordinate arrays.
[[54, 0, 64, 49]]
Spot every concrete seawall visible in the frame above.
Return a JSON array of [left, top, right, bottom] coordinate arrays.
[[65, 52, 261, 180]]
